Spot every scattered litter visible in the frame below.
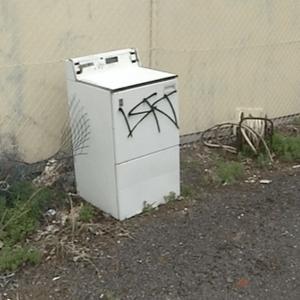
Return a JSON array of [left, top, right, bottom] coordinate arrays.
[[59, 211, 69, 226], [0, 273, 15, 289], [33, 159, 63, 187], [292, 165, 300, 169], [52, 276, 61, 281], [45, 209, 57, 217], [0, 240, 3, 249], [201, 116, 274, 162], [245, 177, 256, 184], [260, 179, 272, 184], [45, 225, 60, 234]]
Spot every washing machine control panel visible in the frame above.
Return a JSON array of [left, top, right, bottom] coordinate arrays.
[[70, 48, 139, 79]]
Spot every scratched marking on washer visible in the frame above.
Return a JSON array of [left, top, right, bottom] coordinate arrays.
[[119, 90, 178, 137]]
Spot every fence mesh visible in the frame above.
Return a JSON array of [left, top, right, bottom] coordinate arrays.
[[0, 1, 300, 163]]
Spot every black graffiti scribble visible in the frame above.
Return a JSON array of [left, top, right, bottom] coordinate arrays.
[[119, 90, 178, 137]]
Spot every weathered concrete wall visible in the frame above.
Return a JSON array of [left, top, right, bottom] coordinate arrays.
[[152, 0, 300, 134], [0, 0, 151, 162], [1, 0, 300, 162]]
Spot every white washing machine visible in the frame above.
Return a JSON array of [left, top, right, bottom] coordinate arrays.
[[65, 48, 180, 220]]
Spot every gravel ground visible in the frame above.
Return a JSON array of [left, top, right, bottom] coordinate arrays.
[[2, 166, 300, 300]]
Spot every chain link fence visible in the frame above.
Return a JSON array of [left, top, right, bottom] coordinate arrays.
[[150, 0, 300, 143], [0, 0, 300, 163]]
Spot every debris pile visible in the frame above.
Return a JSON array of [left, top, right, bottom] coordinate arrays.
[[201, 114, 274, 161]]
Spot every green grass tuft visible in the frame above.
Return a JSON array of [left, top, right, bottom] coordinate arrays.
[[256, 153, 272, 169], [79, 204, 95, 223], [272, 133, 300, 161], [0, 246, 41, 272], [216, 161, 244, 184], [0, 181, 55, 272], [164, 191, 177, 203], [292, 117, 300, 125], [142, 201, 156, 213], [181, 185, 193, 198]]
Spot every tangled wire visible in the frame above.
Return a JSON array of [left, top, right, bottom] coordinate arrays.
[[201, 116, 274, 162]]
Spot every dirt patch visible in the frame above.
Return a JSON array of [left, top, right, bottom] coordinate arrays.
[[1, 142, 300, 299]]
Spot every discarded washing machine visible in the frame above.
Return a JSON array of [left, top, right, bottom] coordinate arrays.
[[65, 48, 180, 220]]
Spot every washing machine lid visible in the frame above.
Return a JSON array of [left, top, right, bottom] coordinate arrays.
[[66, 48, 177, 92], [78, 67, 177, 91]]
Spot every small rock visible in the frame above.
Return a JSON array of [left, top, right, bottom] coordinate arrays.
[[73, 256, 80, 262], [227, 277, 234, 283], [292, 165, 300, 169]]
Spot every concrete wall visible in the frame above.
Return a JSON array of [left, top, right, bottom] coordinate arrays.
[[152, 0, 300, 134], [1, 0, 300, 162], [0, 0, 151, 162]]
